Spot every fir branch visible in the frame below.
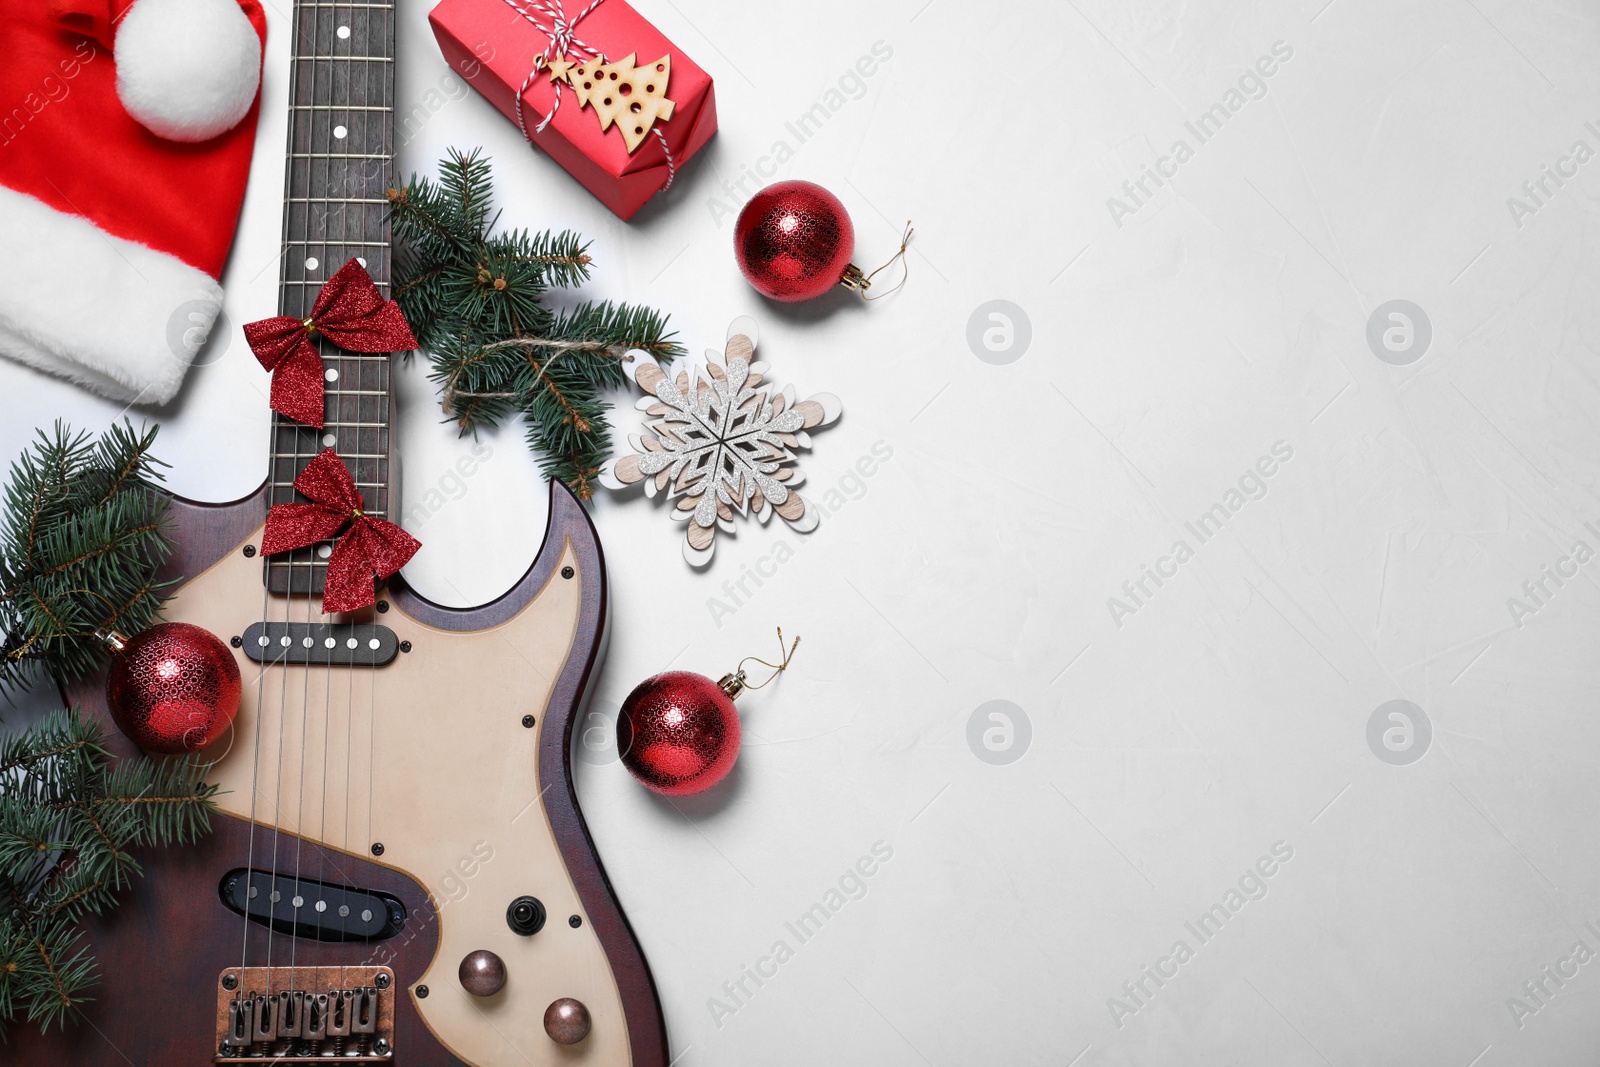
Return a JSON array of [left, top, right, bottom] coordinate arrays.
[[0, 422, 174, 694], [390, 149, 687, 500], [0, 709, 216, 1037]]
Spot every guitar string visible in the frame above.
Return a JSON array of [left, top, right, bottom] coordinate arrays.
[[252, 2, 292, 1003], [341, 0, 369, 928], [340, 0, 376, 963], [266, 8, 322, 996], [285, 428, 316, 998], [313, 3, 360, 1001], [238, 0, 310, 1003], [291, 0, 338, 1002], [318, 4, 340, 1001], [365, 0, 385, 982]]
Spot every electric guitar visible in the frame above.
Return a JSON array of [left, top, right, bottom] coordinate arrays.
[[15, 1, 668, 1063]]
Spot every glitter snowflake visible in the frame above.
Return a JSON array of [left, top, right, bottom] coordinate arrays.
[[601, 317, 841, 567]]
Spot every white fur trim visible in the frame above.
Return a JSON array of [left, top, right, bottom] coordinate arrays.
[[0, 185, 221, 404], [116, 0, 261, 142]]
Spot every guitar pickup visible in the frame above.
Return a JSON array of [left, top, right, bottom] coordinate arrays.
[[241, 622, 399, 666], [220, 868, 405, 942]]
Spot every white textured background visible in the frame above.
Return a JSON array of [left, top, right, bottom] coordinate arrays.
[[5, 0, 1600, 1063]]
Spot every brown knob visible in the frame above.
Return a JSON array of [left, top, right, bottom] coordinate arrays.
[[544, 997, 591, 1044], [458, 950, 507, 997]]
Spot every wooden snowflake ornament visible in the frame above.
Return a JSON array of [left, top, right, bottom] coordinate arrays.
[[602, 317, 842, 567]]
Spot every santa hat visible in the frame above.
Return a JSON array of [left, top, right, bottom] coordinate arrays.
[[0, 0, 265, 405]]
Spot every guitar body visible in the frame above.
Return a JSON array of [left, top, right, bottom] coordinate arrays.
[[14, 482, 668, 1066]]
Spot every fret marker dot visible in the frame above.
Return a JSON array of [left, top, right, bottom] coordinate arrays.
[[322, 433, 337, 447], [305, 256, 319, 271], [317, 544, 332, 559], [337, 25, 350, 38], [325, 367, 339, 382], [334, 125, 348, 140]]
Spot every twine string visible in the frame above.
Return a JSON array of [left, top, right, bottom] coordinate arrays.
[[442, 339, 634, 411], [861, 222, 915, 302], [497, 0, 677, 188], [736, 628, 801, 691]]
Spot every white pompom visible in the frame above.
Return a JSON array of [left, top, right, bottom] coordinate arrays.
[[115, 0, 261, 142]]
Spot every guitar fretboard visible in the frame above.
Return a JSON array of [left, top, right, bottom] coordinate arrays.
[[267, 0, 398, 596]]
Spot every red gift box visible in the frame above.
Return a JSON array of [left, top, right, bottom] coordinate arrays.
[[430, 0, 715, 219]]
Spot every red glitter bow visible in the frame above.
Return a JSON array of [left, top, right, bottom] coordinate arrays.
[[261, 449, 421, 614], [244, 258, 417, 428]]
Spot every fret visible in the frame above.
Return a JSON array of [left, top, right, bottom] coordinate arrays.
[[291, 105, 394, 112], [265, 508, 387, 518], [289, 152, 393, 160], [295, 55, 394, 63], [297, 2, 394, 7], [268, 483, 387, 496], [263, 496, 387, 504], [284, 239, 393, 247], [281, 279, 389, 286]]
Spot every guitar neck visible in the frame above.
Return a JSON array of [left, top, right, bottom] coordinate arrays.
[[267, 0, 399, 596]]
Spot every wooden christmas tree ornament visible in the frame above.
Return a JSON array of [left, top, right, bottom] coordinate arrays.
[[550, 51, 675, 153]]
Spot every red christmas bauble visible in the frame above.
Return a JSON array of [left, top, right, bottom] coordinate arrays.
[[734, 180, 856, 302], [617, 671, 741, 796], [105, 622, 241, 754]]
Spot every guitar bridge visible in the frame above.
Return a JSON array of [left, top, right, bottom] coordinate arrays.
[[215, 967, 394, 1062]]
